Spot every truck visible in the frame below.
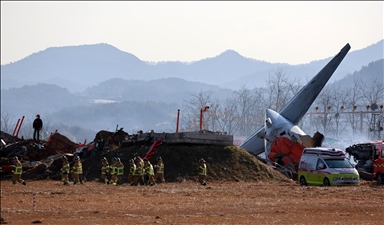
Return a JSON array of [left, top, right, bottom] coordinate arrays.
[[345, 140, 384, 185], [297, 147, 360, 186]]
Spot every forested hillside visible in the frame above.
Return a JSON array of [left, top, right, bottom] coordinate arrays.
[[1, 40, 382, 92], [1, 45, 383, 143]]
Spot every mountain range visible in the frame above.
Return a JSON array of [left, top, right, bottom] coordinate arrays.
[[1, 40, 383, 142], [1, 40, 383, 93]]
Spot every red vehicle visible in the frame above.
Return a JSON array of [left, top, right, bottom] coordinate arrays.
[[345, 140, 384, 185]]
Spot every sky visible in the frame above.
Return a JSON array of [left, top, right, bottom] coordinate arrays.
[[1, 1, 383, 66]]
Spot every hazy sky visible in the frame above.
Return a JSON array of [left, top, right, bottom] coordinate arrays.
[[1, 1, 383, 65]]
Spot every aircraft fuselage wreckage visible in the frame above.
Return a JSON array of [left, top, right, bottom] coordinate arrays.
[[240, 43, 351, 174]]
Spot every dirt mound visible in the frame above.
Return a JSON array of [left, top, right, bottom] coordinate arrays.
[[82, 143, 290, 183]]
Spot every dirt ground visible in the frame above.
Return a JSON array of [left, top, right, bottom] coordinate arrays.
[[1, 180, 383, 225]]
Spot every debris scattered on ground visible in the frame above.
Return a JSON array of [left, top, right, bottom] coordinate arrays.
[[1, 129, 290, 183]]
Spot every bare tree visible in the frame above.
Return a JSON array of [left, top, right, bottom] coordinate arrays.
[[313, 86, 336, 136], [18, 117, 34, 139], [329, 85, 348, 139], [205, 98, 222, 132], [264, 67, 295, 111], [181, 90, 214, 132], [361, 76, 384, 107], [231, 85, 260, 136], [344, 76, 365, 139], [217, 98, 240, 135], [1, 111, 14, 134], [360, 77, 384, 139]]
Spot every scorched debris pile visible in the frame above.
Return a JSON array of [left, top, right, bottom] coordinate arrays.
[[1, 130, 290, 183]]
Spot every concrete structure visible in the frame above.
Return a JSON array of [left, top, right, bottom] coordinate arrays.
[[152, 132, 233, 146]]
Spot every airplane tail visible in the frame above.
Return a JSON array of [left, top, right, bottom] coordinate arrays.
[[240, 43, 351, 155], [280, 43, 351, 124]]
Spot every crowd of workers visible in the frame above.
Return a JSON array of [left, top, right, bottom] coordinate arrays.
[[10, 154, 207, 186], [98, 155, 166, 186], [9, 113, 208, 186]]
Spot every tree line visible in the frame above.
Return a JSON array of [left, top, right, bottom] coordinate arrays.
[[179, 68, 383, 141], [2, 67, 383, 143]]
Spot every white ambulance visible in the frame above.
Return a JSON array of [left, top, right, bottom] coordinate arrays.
[[297, 147, 360, 186]]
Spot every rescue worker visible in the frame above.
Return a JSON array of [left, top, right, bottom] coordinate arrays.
[[71, 156, 83, 184], [198, 158, 207, 186], [101, 157, 110, 185], [154, 156, 165, 183], [136, 155, 144, 167], [115, 158, 124, 185], [144, 159, 156, 186], [11, 156, 26, 185], [110, 157, 118, 185], [132, 156, 145, 186], [127, 159, 136, 185], [60, 155, 70, 185]]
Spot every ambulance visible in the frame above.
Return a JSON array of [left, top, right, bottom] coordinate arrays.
[[298, 147, 360, 186]]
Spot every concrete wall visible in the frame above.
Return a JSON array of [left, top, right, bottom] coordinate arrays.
[[153, 132, 233, 145]]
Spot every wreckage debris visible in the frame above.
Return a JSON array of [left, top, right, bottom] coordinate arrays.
[[1, 132, 80, 178], [0, 129, 164, 180], [1, 128, 290, 183]]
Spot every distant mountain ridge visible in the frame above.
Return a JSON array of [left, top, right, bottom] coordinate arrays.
[[1, 40, 383, 92], [1, 59, 381, 142], [83, 77, 233, 104], [2, 59, 381, 119], [328, 59, 384, 88]]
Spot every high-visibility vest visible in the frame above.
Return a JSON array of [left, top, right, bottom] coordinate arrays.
[[156, 163, 164, 174], [12, 165, 22, 175], [135, 165, 143, 176], [110, 165, 117, 175], [129, 164, 136, 175], [101, 164, 110, 175], [61, 162, 70, 174], [145, 164, 154, 176], [72, 164, 83, 174], [116, 163, 124, 175], [199, 164, 207, 176]]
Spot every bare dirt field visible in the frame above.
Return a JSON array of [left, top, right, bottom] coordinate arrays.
[[1, 180, 383, 225]]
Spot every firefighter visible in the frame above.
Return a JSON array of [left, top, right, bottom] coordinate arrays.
[[127, 159, 136, 185], [115, 158, 124, 185], [136, 155, 144, 167], [154, 156, 165, 183], [198, 158, 207, 186], [71, 156, 83, 184], [132, 156, 145, 186], [144, 158, 156, 186], [110, 157, 118, 184], [60, 155, 70, 185], [11, 156, 26, 185], [101, 157, 110, 185]]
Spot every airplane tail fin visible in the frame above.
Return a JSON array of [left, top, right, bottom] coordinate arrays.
[[280, 43, 351, 124], [240, 43, 351, 155]]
